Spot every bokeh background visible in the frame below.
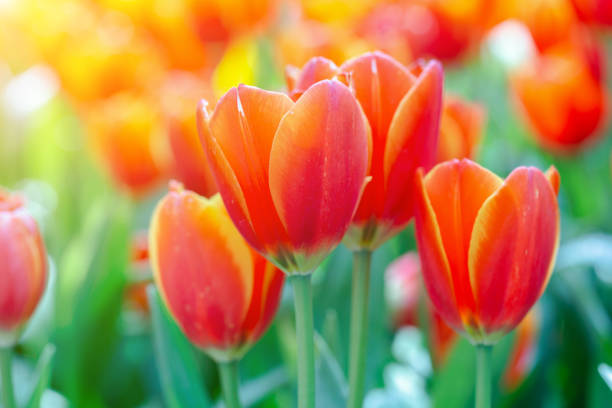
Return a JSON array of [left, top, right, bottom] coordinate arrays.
[[1, 0, 612, 407]]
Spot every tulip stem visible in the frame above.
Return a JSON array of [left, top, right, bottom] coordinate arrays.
[[348, 250, 372, 408], [218, 360, 242, 408], [0, 347, 15, 408], [475, 344, 492, 408], [290, 274, 315, 408]]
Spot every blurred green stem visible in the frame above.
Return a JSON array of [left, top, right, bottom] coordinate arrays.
[[348, 250, 372, 408], [218, 360, 241, 408], [0, 347, 15, 408], [290, 274, 315, 408], [475, 345, 492, 408]]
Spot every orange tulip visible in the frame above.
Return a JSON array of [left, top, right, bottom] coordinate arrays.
[[437, 96, 486, 163], [0, 190, 47, 347], [516, 0, 577, 51], [385, 252, 540, 388], [414, 159, 560, 344], [197, 80, 371, 274], [149, 183, 284, 360], [511, 40, 607, 151], [161, 73, 218, 197], [286, 52, 444, 250], [86, 92, 170, 196]]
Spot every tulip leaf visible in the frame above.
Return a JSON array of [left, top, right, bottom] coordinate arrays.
[[26, 344, 56, 408], [315, 332, 348, 407], [147, 285, 212, 408], [235, 366, 289, 407]]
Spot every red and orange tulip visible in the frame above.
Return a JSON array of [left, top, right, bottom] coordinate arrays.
[[149, 183, 284, 360], [0, 190, 47, 347], [511, 40, 607, 152], [570, 0, 612, 26], [414, 159, 560, 344], [385, 252, 540, 389], [286, 52, 444, 249], [437, 96, 486, 163], [197, 80, 371, 274]]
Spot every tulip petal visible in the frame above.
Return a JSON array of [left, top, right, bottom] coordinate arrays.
[[269, 80, 370, 259], [413, 169, 462, 330], [150, 191, 254, 349], [422, 159, 503, 326], [205, 86, 295, 252], [197, 102, 260, 250], [469, 167, 560, 333], [340, 51, 416, 220], [382, 60, 444, 226], [288, 56, 339, 101]]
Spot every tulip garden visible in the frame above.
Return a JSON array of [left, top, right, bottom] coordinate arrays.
[[1, 0, 612, 407]]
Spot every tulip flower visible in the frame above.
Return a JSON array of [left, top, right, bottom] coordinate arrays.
[[414, 159, 559, 408], [197, 79, 370, 408], [570, 0, 612, 26], [437, 96, 486, 163], [385, 252, 539, 389], [149, 182, 284, 408], [285, 51, 442, 407], [86, 92, 170, 196], [0, 189, 47, 408], [510, 40, 607, 152], [125, 231, 152, 314]]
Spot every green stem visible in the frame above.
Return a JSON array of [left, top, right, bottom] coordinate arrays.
[[0, 348, 15, 408], [347, 250, 372, 408], [475, 345, 492, 408], [218, 360, 241, 408], [290, 274, 315, 408]]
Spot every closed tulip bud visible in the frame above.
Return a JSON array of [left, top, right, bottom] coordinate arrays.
[[286, 52, 444, 249], [437, 96, 486, 163], [511, 40, 607, 152], [197, 80, 371, 274], [414, 159, 560, 344], [0, 190, 47, 347], [149, 183, 284, 360]]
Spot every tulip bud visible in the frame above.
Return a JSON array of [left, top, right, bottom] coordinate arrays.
[[197, 80, 370, 274], [413, 159, 559, 344], [437, 96, 486, 163], [0, 190, 47, 347], [149, 183, 284, 360]]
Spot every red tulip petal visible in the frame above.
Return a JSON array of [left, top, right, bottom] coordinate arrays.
[[413, 169, 462, 330], [150, 191, 254, 350], [340, 51, 416, 221], [382, 60, 444, 227], [269, 80, 370, 261], [422, 159, 503, 325], [469, 167, 560, 333], [205, 86, 295, 253], [288, 56, 339, 101]]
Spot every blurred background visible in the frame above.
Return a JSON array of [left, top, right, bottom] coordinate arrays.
[[1, 0, 611, 406]]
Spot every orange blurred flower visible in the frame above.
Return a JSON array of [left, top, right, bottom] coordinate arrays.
[[414, 159, 559, 344], [161, 72, 218, 197], [86, 92, 170, 196], [385, 252, 540, 389], [149, 183, 284, 360], [511, 39, 607, 152], [515, 0, 578, 51], [0, 190, 47, 347], [197, 81, 370, 273], [437, 96, 486, 163], [286, 52, 444, 249]]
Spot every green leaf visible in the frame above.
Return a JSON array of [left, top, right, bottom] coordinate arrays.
[[26, 344, 56, 408], [239, 367, 289, 407], [147, 285, 211, 408], [315, 332, 348, 407]]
